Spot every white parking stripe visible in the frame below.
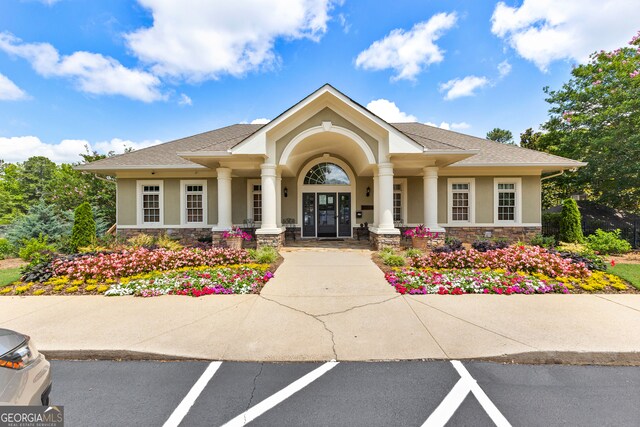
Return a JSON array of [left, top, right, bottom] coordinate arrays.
[[220, 361, 339, 427], [423, 360, 511, 427], [163, 361, 222, 427], [451, 361, 511, 427]]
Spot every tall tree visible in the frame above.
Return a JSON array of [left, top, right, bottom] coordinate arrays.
[[539, 31, 640, 213], [486, 128, 514, 144]]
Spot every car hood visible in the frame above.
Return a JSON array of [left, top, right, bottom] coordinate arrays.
[[0, 329, 27, 356]]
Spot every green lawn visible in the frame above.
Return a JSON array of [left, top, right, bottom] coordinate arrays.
[[610, 263, 640, 290], [0, 267, 22, 287]]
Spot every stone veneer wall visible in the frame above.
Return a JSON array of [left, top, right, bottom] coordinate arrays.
[[117, 228, 211, 244], [445, 226, 541, 243], [256, 232, 285, 249], [369, 231, 401, 250]]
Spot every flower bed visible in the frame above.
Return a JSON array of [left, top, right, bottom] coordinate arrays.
[[386, 267, 630, 295], [386, 268, 570, 295], [408, 245, 590, 278], [105, 265, 272, 297], [1, 247, 277, 297], [52, 247, 251, 280]]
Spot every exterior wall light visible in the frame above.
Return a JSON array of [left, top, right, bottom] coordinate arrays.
[[284, 187, 288, 197], [366, 186, 370, 197]]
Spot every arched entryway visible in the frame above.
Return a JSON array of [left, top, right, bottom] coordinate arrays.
[[297, 156, 356, 238]]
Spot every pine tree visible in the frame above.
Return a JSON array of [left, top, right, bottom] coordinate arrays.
[[559, 199, 583, 243], [70, 202, 96, 252]]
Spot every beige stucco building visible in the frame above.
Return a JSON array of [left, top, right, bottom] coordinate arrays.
[[79, 85, 585, 249]]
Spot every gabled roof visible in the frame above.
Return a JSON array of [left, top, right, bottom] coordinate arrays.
[[393, 123, 585, 167], [77, 85, 585, 172], [76, 124, 262, 170]]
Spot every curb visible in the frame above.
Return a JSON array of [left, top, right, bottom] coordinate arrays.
[[42, 350, 640, 366]]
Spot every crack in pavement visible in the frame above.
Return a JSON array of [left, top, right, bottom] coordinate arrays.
[[258, 294, 401, 360], [594, 294, 640, 314], [245, 362, 264, 425], [259, 295, 338, 360], [407, 297, 539, 351]]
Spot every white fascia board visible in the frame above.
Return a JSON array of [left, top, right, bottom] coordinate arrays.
[[75, 164, 207, 171], [448, 162, 587, 168], [177, 151, 232, 157]]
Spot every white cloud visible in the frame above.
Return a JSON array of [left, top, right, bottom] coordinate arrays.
[[366, 99, 417, 122], [497, 60, 512, 78], [0, 136, 162, 164], [178, 93, 192, 106], [92, 138, 163, 155], [450, 122, 470, 130], [355, 12, 457, 81], [491, 0, 640, 71], [126, 0, 339, 81], [424, 121, 469, 130], [0, 32, 163, 102], [0, 73, 28, 100], [250, 118, 270, 124], [439, 75, 489, 100], [337, 13, 351, 33]]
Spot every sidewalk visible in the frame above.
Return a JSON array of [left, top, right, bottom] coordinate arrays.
[[1, 249, 639, 363]]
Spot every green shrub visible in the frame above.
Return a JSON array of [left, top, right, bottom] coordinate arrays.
[[0, 238, 14, 260], [379, 249, 405, 267], [156, 234, 183, 251], [585, 229, 632, 255], [405, 248, 422, 258], [127, 233, 156, 248], [70, 202, 96, 253], [248, 246, 278, 264], [379, 247, 395, 256], [18, 234, 56, 263], [530, 233, 555, 248], [382, 254, 405, 267], [6, 201, 72, 247], [559, 199, 583, 243]]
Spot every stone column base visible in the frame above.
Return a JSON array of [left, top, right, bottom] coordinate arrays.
[[256, 231, 285, 249], [370, 231, 401, 250]]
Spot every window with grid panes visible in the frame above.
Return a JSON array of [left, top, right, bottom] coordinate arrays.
[[393, 183, 402, 222], [451, 183, 470, 221], [497, 183, 516, 221], [252, 184, 262, 222], [185, 185, 204, 223], [142, 185, 161, 223]]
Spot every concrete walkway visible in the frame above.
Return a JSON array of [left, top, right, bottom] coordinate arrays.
[[1, 249, 640, 363]]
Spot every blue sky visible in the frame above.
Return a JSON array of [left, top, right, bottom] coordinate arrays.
[[0, 0, 638, 163]]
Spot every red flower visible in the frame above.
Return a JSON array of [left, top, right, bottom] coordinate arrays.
[[610, 259, 616, 267]]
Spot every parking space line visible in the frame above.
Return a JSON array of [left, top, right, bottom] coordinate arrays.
[[163, 361, 222, 427], [221, 361, 339, 427], [422, 360, 511, 427]]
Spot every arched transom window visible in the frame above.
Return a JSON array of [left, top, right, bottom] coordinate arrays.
[[303, 162, 350, 185]]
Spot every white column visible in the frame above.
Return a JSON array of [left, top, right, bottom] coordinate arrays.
[[423, 166, 445, 232], [276, 171, 282, 227], [377, 162, 397, 232], [257, 163, 280, 233], [372, 172, 379, 227], [214, 167, 232, 230]]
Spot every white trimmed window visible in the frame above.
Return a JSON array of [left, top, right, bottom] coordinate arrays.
[[494, 178, 522, 224], [247, 179, 262, 223], [393, 179, 407, 224], [448, 178, 475, 224], [137, 180, 163, 226], [180, 180, 207, 225]]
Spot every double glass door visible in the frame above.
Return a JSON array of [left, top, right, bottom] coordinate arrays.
[[302, 192, 351, 238]]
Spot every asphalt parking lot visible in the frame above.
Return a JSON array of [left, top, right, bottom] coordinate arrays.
[[50, 360, 640, 426]]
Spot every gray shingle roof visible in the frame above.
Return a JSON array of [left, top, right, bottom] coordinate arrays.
[[76, 124, 262, 170], [392, 123, 584, 167], [77, 121, 583, 171]]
